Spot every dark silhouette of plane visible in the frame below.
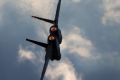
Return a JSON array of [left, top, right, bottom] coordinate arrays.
[[26, 0, 62, 80]]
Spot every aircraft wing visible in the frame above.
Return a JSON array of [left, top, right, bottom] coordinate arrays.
[[55, 0, 61, 24], [40, 57, 49, 80], [26, 38, 48, 48]]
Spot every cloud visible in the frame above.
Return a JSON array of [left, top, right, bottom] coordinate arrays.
[[102, 0, 120, 25], [46, 60, 79, 80], [61, 26, 95, 58], [18, 45, 46, 66], [72, 0, 81, 3], [1, 0, 120, 80], [18, 46, 36, 62], [16, 0, 55, 17]]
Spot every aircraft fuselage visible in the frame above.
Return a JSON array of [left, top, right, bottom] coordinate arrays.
[[46, 24, 62, 60], [26, 0, 63, 79]]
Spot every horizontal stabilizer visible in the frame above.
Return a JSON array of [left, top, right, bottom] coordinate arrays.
[[32, 16, 54, 24], [26, 38, 48, 48]]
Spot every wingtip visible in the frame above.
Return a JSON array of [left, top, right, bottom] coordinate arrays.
[[31, 16, 35, 18], [26, 38, 29, 41]]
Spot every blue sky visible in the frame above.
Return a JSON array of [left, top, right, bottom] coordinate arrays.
[[0, 0, 120, 80]]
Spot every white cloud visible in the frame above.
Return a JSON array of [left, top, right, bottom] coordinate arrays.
[[17, 0, 55, 17], [72, 0, 81, 3], [46, 60, 79, 80], [102, 0, 120, 25], [18, 46, 36, 62], [61, 26, 94, 58], [18, 45, 45, 65]]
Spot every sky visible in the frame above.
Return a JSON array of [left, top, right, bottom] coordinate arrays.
[[0, 0, 120, 80]]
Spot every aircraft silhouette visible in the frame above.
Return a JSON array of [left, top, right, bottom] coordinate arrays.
[[26, 0, 62, 80]]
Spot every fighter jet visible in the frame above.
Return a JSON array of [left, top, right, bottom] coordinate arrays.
[[26, 0, 62, 80]]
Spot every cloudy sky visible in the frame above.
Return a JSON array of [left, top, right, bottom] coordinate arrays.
[[0, 0, 120, 80]]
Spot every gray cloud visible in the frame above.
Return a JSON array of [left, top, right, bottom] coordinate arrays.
[[0, 0, 120, 80], [102, 0, 120, 25], [0, 0, 41, 80]]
